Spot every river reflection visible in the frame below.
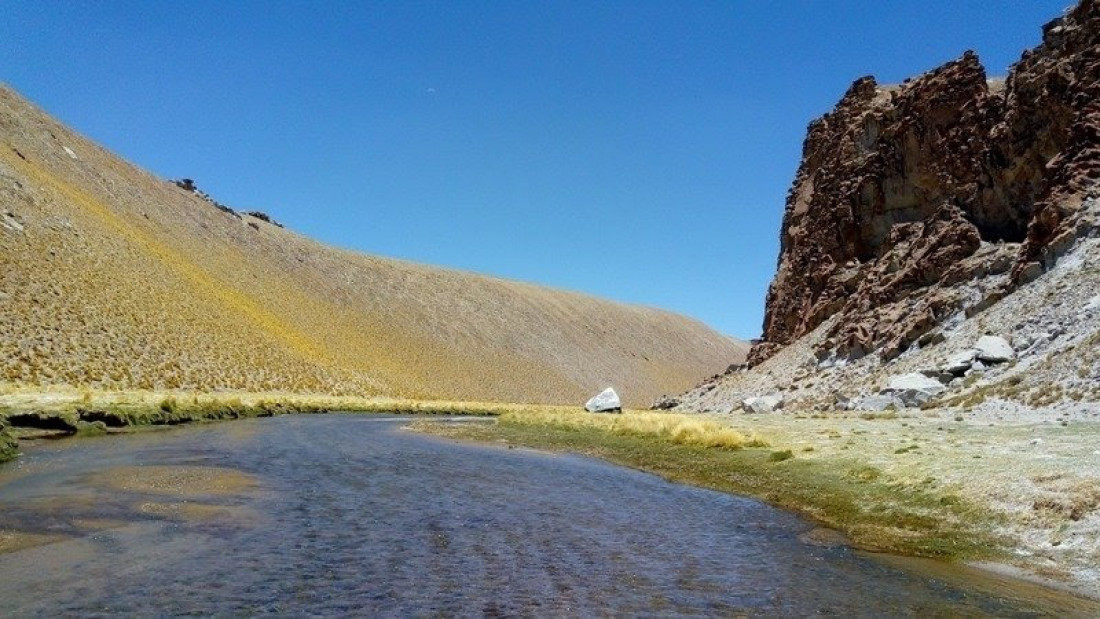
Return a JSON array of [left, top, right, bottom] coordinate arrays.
[[0, 415, 1090, 616]]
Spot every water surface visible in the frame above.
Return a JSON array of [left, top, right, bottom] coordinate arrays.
[[0, 415, 1086, 615]]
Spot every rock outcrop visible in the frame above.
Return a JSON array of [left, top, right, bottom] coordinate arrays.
[[750, 0, 1100, 366]]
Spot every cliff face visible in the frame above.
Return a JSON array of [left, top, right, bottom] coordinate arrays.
[[750, 0, 1100, 365]]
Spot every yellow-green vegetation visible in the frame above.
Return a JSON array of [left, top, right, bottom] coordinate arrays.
[[0, 386, 575, 462], [413, 409, 1002, 560], [0, 84, 746, 407], [491, 408, 767, 449]]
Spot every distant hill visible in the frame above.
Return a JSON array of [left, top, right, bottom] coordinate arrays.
[[0, 85, 746, 406]]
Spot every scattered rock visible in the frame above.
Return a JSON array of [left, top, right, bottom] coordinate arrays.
[[975, 335, 1015, 363], [884, 373, 946, 408], [1, 211, 24, 233], [851, 394, 903, 412], [243, 211, 284, 228], [651, 395, 680, 410], [585, 388, 621, 413], [741, 393, 784, 414], [944, 349, 979, 375], [62, 145, 77, 160]]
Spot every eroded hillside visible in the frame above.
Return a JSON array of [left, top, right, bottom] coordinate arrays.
[[0, 85, 746, 406]]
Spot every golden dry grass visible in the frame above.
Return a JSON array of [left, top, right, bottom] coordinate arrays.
[[0, 84, 746, 405], [496, 408, 768, 449]]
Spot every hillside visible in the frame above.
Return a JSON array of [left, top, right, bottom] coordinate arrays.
[[0, 85, 746, 406]]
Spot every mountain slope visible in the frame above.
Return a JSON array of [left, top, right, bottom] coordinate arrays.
[[0, 85, 746, 406]]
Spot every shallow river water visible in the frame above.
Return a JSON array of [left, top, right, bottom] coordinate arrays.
[[0, 415, 1089, 616]]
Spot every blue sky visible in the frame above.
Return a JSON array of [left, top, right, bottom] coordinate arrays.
[[0, 1, 1067, 339]]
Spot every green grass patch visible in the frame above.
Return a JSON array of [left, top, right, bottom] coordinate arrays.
[[414, 414, 1003, 561]]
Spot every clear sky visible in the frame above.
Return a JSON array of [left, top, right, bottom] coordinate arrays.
[[0, 1, 1068, 339]]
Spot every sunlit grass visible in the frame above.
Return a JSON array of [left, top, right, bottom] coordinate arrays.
[[414, 412, 1003, 561], [497, 408, 768, 450]]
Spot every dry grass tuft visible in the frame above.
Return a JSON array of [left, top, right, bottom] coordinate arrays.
[[498, 408, 768, 450]]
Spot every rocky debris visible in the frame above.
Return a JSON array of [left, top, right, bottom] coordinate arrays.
[[938, 336, 1015, 376], [883, 373, 946, 408], [62, 145, 77, 160], [975, 335, 1015, 363], [171, 178, 239, 218], [944, 349, 979, 375], [651, 394, 680, 410], [741, 393, 784, 413], [749, 0, 1100, 367], [585, 387, 622, 413], [848, 393, 903, 412], [0, 210, 24, 233], [244, 211, 285, 228]]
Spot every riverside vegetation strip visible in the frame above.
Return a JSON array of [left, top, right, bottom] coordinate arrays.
[[0, 390, 1035, 562], [4, 390, 1099, 601], [411, 410, 1002, 562], [0, 389, 995, 564]]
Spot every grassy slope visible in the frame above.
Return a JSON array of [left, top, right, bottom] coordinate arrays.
[[0, 85, 746, 405]]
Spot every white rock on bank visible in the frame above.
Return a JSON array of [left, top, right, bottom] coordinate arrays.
[[741, 393, 784, 414], [975, 335, 1015, 363], [585, 387, 622, 413]]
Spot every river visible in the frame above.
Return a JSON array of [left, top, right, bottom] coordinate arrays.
[[0, 415, 1086, 615]]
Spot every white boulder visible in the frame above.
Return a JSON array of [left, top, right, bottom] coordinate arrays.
[[852, 394, 903, 412], [884, 373, 946, 408], [742, 394, 784, 414], [975, 335, 1015, 363], [585, 387, 622, 413]]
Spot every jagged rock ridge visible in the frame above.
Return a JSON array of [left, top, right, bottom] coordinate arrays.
[[750, 0, 1100, 366]]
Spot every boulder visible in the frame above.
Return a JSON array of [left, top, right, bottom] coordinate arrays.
[[851, 394, 903, 412], [742, 394, 784, 414], [585, 388, 622, 413], [943, 349, 978, 375], [975, 335, 1015, 363], [884, 373, 946, 408]]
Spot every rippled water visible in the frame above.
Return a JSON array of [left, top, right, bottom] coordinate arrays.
[[0, 415, 1087, 615]]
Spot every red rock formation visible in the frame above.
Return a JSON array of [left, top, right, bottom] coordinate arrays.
[[749, 0, 1100, 366]]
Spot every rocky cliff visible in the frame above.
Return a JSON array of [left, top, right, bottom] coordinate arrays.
[[750, 0, 1100, 366]]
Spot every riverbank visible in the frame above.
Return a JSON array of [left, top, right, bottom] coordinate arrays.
[[412, 408, 1100, 601], [2, 388, 1097, 601], [0, 388, 530, 463]]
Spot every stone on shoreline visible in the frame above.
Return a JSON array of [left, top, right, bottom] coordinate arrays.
[[585, 388, 622, 413]]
